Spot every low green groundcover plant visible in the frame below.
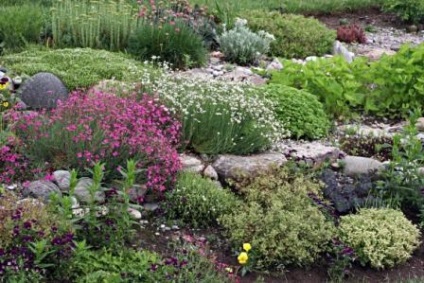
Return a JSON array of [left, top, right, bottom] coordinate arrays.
[[339, 208, 421, 269], [165, 171, 241, 228], [0, 48, 158, 90], [264, 84, 330, 140], [244, 11, 336, 58], [219, 167, 335, 268]]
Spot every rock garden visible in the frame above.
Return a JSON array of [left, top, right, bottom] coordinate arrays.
[[1, 0, 424, 282]]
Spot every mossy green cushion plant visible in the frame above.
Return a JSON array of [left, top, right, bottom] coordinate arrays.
[[219, 167, 335, 268], [0, 48, 159, 90], [165, 171, 241, 228], [339, 208, 421, 269], [244, 11, 336, 58], [264, 84, 331, 140]]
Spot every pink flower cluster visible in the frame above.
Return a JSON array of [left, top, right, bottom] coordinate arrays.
[[0, 136, 28, 184], [10, 90, 181, 193]]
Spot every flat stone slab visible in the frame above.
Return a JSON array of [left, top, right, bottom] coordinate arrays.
[[342, 155, 385, 176], [212, 153, 287, 181], [273, 141, 342, 165]]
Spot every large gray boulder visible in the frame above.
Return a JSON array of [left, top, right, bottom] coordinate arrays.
[[22, 180, 62, 202], [18, 72, 69, 109]]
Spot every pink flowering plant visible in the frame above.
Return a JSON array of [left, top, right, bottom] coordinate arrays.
[[8, 90, 181, 193]]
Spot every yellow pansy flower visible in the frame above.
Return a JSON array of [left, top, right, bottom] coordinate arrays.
[[2, 101, 9, 108], [243, 243, 252, 252], [237, 252, 248, 265], [0, 83, 8, 91]]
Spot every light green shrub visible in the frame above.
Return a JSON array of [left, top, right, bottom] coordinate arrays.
[[219, 167, 335, 268], [264, 84, 330, 139], [339, 208, 421, 269], [244, 11, 336, 58], [218, 18, 275, 65], [366, 43, 424, 118], [0, 48, 158, 90], [165, 172, 240, 228], [382, 0, 424, 24], [269, 56, 370, 120], [141, 73, 287, 155]]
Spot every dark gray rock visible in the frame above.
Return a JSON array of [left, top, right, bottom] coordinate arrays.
[[22, 180, 62, 202], [18, 72, 69, 109]]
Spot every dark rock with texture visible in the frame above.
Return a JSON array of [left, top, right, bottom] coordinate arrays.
[[18, 72, 69, 109]]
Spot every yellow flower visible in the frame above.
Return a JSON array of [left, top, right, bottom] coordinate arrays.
[[237, 252, 248, 265], [243, 243, 252, 252], [0, 82, 9, 91], [2, 101, 9, 108]]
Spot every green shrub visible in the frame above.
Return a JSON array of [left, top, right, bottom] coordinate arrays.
[[219, 167, 335, 268], [128, 21, 208, 70], [218, 18, 275, 65], [0, 48, 158, 90], [382, 0, 424, 24], [244, 11, 336, 58], [339, 208, 421, 269], [141, 74, 287, 155], [269, 56, 370, 120], [366, 43, 424, 118], [51, 0, 139, 51], [264, 84, 330, 139], [0, 4, 47, 53], [165, 172, 240, 228]]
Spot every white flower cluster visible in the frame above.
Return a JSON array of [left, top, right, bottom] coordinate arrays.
[[142, 72, 288, 148]]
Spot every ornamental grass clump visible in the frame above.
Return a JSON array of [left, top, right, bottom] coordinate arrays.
[[8, 91, 181, 192], [142, 74, 287, 155], [339, 208, 421, 269]]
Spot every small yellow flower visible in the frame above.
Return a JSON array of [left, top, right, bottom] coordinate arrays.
[[237, 252, 248, 265], [2, 101, 9, 108], [243, 243, 252, 252], [0, 83, 8, 91]]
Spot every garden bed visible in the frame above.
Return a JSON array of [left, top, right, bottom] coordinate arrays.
[[1, 0, 424, 282]]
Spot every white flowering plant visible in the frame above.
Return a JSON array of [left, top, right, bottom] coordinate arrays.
[[149, 73, 287, 154], [218, 18, 275, 65]]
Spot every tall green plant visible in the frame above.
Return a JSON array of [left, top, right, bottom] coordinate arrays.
[[51, 0, 139, 51], [0, 4, 47, 53], [374, 109, 424, 211]]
